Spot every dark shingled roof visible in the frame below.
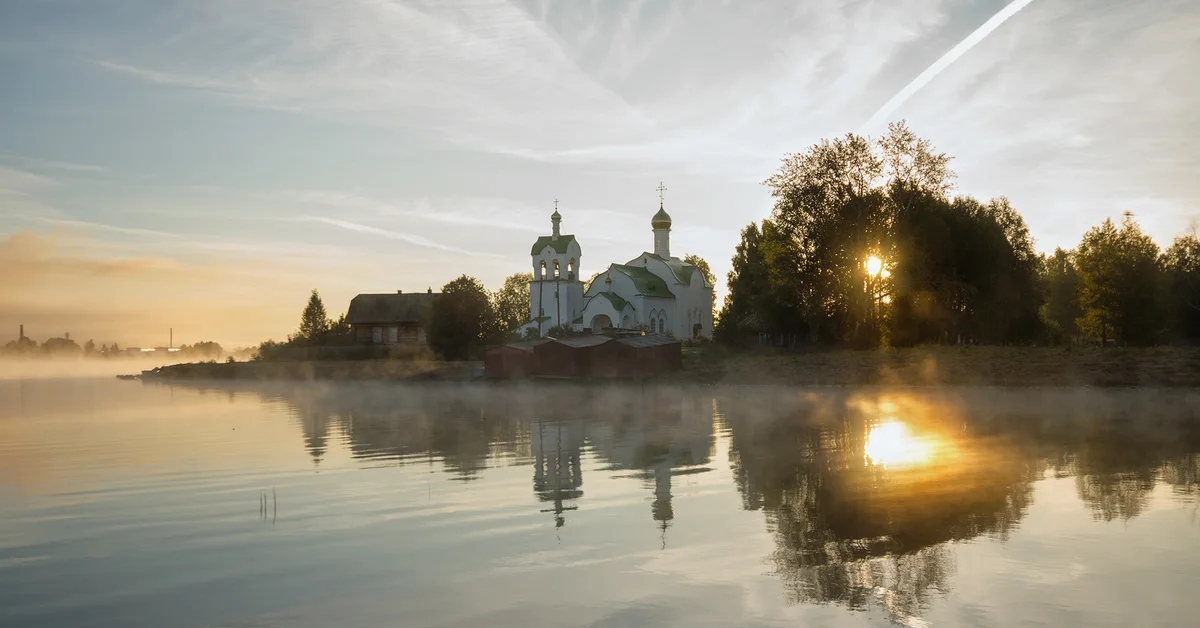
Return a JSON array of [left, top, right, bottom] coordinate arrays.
[[530, 234, 578, 256], [615, 334, 680, 348], [345, 292, 438, 325]]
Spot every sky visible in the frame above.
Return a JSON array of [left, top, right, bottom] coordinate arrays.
[[1, 0, 1198, 348]]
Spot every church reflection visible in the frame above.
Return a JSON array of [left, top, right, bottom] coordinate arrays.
[[585, 387, 715, 545], [531, 419, 584, 528]]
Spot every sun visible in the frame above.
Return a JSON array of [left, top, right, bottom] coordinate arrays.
[[864, 421, 933, 469], [865, 255, 884, 277]]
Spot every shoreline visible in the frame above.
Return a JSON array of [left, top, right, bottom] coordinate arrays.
[[134, 346, 1200, 388]]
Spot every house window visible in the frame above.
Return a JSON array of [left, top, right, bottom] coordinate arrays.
[[371, 327, 382, 344], [388, 326, 398, 344]]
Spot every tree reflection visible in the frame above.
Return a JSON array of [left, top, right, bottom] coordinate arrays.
[[723, 390, 1035, 623]]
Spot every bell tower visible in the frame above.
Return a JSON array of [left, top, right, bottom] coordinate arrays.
[[528, 201, 584, 336]]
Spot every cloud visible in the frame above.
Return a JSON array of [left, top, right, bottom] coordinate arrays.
[[282, 190, 546, 235], [299, 216, 498, 257], [0, 230, 374, 347], [0, 153, 106, 174], [0, 166, 54, 191], [88, 0, 965, 168]]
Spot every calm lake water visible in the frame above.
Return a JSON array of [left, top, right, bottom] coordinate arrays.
[[1, 379, 1198, 627]]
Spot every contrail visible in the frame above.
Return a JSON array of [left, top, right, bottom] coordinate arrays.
[[861, 0, 1037, 133]]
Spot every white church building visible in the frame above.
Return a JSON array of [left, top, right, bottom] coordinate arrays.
[[519, 197, 713, 340]]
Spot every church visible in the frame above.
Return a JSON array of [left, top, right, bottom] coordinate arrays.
[[518, 193, 714, 340]]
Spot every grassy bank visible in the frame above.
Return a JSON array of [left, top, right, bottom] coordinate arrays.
[[681, 345, 1200, 387], [148, 359, 478, 381], [142, 346, 1200, 387]]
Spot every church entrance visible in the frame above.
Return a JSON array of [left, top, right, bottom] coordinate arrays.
[[590, 314, 613, 334]]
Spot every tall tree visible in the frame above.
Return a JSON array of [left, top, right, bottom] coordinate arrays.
[[297, 289, 330, 344], [1040, 248, 1082, 339], [735, 122, 1045, 348], [492, 272, 533, 335], [427, 275, 497, 360], [1075, 215, 1162, 346], [1161, 233, 1200, 342]]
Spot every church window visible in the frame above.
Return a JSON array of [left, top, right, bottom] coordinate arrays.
[[539, 261, 547, 280], [553, 260, 560, 279], [568, 258, 577, 279], [659, 318, 666, 334]]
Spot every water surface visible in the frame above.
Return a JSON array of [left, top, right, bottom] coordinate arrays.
[[1, 379, 1198, 627]]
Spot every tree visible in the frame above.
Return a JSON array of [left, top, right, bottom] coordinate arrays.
[[427, 275, 497, 360], [41, 336, 82, 355], [682, 254, 716, 287], [325, 313, 352, 345], [297, 289, 330, 344], [682, 254, 717, 325], [736, 122, 1045, 348], [84, 339, 96, 355], [492, 272, 533, 335], [1075, 215, 1162, 346], [1161, 233, 1200, 342], [1040, 248, 1082, 340]]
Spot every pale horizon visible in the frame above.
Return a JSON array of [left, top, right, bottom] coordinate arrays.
[[3, 0, 1198, 348]]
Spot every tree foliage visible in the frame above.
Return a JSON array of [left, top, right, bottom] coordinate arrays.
[[1040, 248, 1082, 340], [1075, 215, 1161, 346], [297, 289, 330, 343], [723, 121, 1042, 347], [427, 275, 498, 359], [1162, 233, 1200, 342], [492, 272, 533, 335], [682, 254, 716, 287]]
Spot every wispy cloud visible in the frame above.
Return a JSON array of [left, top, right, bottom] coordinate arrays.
[[282, 190, 546, 234], [299, 216, 494, 257], [0, 153, 106, 174], [0, 165, 54, 190]]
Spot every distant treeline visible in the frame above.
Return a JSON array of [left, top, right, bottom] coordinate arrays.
[[715, 122, 1200, 348], [1, 334, 230, 359]]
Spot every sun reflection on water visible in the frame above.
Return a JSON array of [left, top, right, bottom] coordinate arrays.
[[864, 421, 935, 469]]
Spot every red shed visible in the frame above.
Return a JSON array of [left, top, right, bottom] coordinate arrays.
[[612, 334, 682, 377], [483, 339, 551, 378], [532, 335, 612, 378]]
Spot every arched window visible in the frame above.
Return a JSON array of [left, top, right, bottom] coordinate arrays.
[[568, 258, 577, 279], [553, 260, 560, 279], [539, 261, 547, 280]]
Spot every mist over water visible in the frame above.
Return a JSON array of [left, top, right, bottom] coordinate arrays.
[[1, 379, 1197, 627]]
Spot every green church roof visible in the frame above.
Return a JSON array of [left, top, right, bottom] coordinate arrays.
[[611, 264, 674, 298], [530, 234, 578, 256], [594, 292, 631, 312], [641, 252, 710, 287]]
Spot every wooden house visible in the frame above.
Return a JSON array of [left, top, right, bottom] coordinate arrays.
[[345, 291, 438, 346]]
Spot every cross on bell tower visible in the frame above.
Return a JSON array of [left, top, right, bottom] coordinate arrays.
[[656, 182, 667, 207]]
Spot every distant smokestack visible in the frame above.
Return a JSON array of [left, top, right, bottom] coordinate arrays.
[[19, 324, 23, 340], [170, 328, 173, 349]]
